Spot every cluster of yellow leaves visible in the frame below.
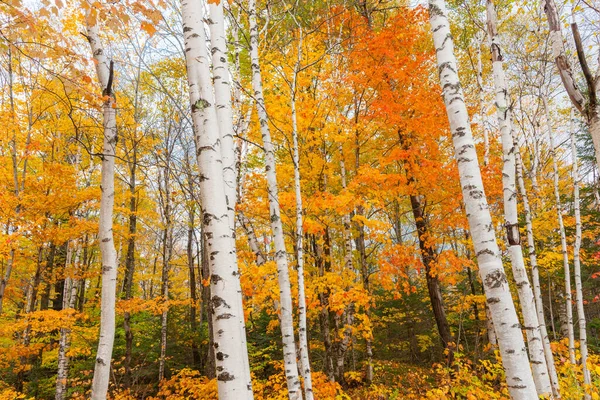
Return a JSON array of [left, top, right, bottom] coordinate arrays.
[[253, 361, 345, 400]]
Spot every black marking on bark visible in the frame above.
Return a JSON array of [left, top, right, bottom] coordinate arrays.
[[96, 357, 106, 365], [101, 237, 111, 242], [183, 26, 192, 32], [487, 297, 500, 304], [211, 295, 231, 309], [476, 248, 495, 257], [454, 126, 466, 137], [216, 313, 234, 320], [216, 352, 228, 361], [505, 222, 521, 245], [429, 3, 444, 17], [211, 274, 223, 284], [484, 270, 507, 289]]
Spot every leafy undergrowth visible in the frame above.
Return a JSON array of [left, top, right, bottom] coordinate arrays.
[[2, 341, 599, 399]]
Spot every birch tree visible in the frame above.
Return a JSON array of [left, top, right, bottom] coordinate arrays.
[[570, 110, 591, 398], [181, 0, 253, 397], [486, 1, 551, 395], [427, 1, 537, 398], [207, 0, 252, 378], [289, 27, 314, 400], [85, 8, 119, 398], [248, 0, 303, 398], [542, 0, 600, 172], [543, 95, 576, 364], [514, 137, 561, 397]]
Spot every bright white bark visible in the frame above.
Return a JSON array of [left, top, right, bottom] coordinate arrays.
[[182, 0, 253, 397], [248, 1, 302, 398], [486, 1, 551, 395], [428, 1, 537, 398], [475, 33, 489, 166], [570, 111, 591, 398], [86, 11, 119, 399], [514, 138, 561, 398], [290, 31, 313, 399], [207, 1, 252, 380], [543, 95, 576, 365]]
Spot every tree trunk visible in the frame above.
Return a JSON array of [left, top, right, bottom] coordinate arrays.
[[290, 29, 314, 399], [181, 0, 253, 397], [571, 112, 591, 398], [514, 134, 561, 398], [123, 153, 137, 388], [207, 2, 252, 379], [86, 10, 119, 398], [248, 1, 302, 398], [55, 243, 80, 400], [486, 2, 552, 395], [188, 214, 201, 368], [475, 33, 489, 166], [409, 194, 454, 363], [543, 95, 576, 364], [428, 1, 537, 398]]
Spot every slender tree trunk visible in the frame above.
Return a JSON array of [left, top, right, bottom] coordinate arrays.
[[158, 166, 173, 382], [248, 1, 302, 398], [55, 243, 80, 400], [475, 33, 489, 166], [486, 2, 551, 395], [543, 95, 576, 364], [123, 156, 137, 388], [428, 1, 537, 398], [289, 29, 314, 399], [238, 212, 266, 266], [570, 112, 591, 398], [188, 212, 201, 368], [181, 1, 253, 397], [409, 194, 454, 362], [86, 11, 119, 399], [514, 134, 561, 398]]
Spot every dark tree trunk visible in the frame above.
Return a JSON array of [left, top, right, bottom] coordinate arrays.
[[409, 194, 454, 363], [123, 161, 137, 388], [40, 242, 57, 310]]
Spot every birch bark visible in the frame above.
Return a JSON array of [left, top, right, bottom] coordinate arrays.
[[248, 0, 303, 398], [181, 0, 253, 397], [543, 95, 576, 364], [207, 2, 252, 378], [514, 137, 561, 398], [570, 111, 591, 398], [486, 1, 551, 395], [428, 1, 537, 398], [85, 10, 119, 399]]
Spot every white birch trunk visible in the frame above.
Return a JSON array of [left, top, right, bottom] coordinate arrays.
[[290, 38, 313, 399], [486, 1, 551, 395], [543, 95, 576, 364], [570, 111, 591, 398], [514, 136, 561, 398], [207, 2, 252, 379], [428, 1, 537, 398], [475, 33, 489, 166], [248, 1, 302, 397], [86, 12, 119, 399], [182, 1, 253, 397]]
